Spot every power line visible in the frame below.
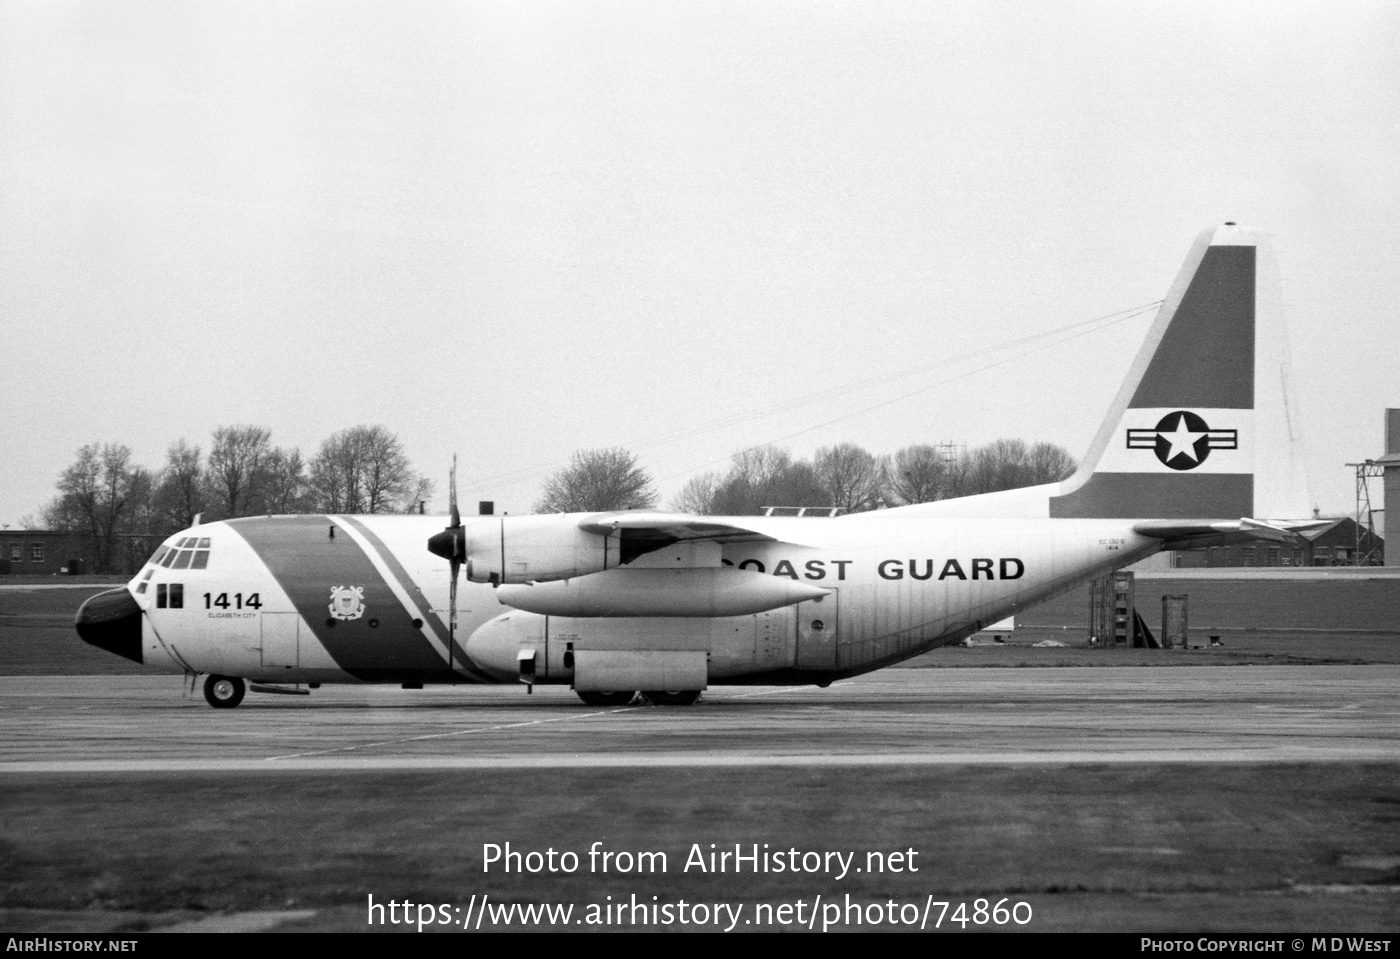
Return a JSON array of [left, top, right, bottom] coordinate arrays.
[[461, 300, 1162, 496], [659, 301, 1161, 482]]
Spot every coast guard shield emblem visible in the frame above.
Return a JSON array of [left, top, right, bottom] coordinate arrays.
[[328, 585, 366, 620]]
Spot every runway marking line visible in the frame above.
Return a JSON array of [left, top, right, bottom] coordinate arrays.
[[264, 705, 644, 761], [264, 685, 860, 761]]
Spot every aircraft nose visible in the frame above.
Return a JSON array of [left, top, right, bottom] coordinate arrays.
[[75, 587, 143, 664]]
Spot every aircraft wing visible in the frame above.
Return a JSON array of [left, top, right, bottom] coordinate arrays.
[[577, 511, 834, 548]]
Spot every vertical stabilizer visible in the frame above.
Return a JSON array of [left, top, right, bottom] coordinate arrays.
[[1049, 224, 1310, 520]]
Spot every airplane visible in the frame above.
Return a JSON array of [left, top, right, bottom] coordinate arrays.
[[76, 223, 1315, 709]]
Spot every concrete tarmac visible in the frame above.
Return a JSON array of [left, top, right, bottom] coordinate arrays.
[[3, 665, 1397, 772]]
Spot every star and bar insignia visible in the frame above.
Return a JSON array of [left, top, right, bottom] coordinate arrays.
[[1126, 410, 1238, 471]]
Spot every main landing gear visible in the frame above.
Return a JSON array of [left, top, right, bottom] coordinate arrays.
[[576, 690, 636, 707], [645, 691, 701, 706], [204, 674, 246, 709], [573, 690, 702, 707]]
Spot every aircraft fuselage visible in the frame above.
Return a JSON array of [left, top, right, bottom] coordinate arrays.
[[118, 512, 1155, 688]]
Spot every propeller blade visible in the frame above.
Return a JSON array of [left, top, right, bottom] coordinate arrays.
[[448, 456, 461, 640], [449, 454, 460, 529], [427, 455, 466, 654], [427, 455, 466, 565], [449, 555, 459, 640]]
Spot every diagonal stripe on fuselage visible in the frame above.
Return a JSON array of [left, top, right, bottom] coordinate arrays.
[[335, 516, 493, 683], [225, 515, 469, 683]]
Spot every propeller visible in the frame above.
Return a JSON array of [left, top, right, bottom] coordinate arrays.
[[427, 456, 466, 653]]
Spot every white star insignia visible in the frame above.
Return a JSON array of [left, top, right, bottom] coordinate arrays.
[[1160, 414, 1206, 463]]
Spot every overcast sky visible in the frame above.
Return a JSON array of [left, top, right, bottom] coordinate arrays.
[[2, 0, 1397, 526]]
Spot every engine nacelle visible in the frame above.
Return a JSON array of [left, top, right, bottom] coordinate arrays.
[[464, 514, 620, 585]]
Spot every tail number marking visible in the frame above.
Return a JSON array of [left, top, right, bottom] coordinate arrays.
[[204, 592, 263, 610]]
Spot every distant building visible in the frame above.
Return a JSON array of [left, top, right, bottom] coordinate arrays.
[[0, 530, 156, 576], [1175, 517, 1383, 568], [1297, 518, 1384, 566], [0, 530, 92, 576]]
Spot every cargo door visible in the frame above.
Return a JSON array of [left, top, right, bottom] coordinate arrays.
[[261, 612, 300, 667], [795, 591, 838, 670]]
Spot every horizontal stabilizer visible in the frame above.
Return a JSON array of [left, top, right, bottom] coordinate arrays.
[[1132, 517, 1329, 550]]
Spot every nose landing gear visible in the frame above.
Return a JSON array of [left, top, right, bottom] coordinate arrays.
[[204, 675, 246, 709]]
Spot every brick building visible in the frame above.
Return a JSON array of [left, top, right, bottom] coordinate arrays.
[[1176, 516, 1383, 568], [0, 530, 155, 576]]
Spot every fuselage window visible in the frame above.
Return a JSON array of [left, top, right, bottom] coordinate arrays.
[[169, 584, 184, 609], [157, 584, 167, 608]]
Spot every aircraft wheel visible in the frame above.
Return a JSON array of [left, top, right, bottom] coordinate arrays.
[[645, 690, 701, 706], [576, 690, 635, 707], [204, 675, 246, 709]]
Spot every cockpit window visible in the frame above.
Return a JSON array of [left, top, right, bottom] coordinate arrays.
[[152, 538, 213, 571]]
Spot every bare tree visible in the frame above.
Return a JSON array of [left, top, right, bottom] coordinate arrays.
[[890, 444, 947, 505], [309, 433, 357, 513], [259, 447, 309, 514], [310, 425, 415, 514], [814, 442, 888, 512], [151, 439, 208, 534], [46, 443, 151, 572], [941, 448, 975, 498], [207, 425, 272, 518], [962, 439, 1078, 496], [757, 460, 829, 512], [360, 427, 413, 513], [1029, 442, 1078, 484], [727, 446, 793, 489], [709, 445, 830, 515], [670, 471, 722, 514], [399, 473, 436, 514], [966, 439, 1030, 494], [535, 448, 657, 513]]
